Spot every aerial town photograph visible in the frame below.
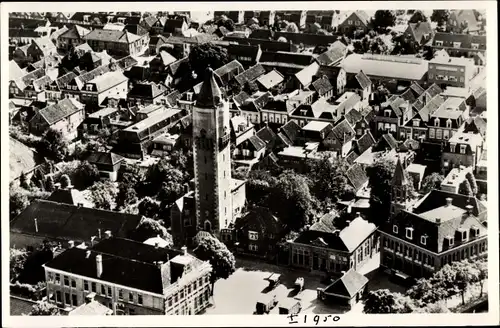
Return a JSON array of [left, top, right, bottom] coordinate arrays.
[[7, 6, 490, 318]]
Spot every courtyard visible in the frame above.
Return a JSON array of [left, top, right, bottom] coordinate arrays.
[[203, 253, 407, 315]]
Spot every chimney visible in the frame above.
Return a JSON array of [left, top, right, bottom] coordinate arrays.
[[183, 183, 189, 194], [96, 254, 103, 278], [85, 292, 96, 304], [356, 212, 361, 219], [104, 230, 112, 239], [326, 206, 332, 212], [435, 218, 441, 225], [446, 198, 453, 207], [68, 240, 75, 248], [466, 205, 473, 214], [90, 236, 97, 246], [155, 242, 160, 249], [157, 261, 164, 268], [340, 270, 346, 275], [86, 250, 91, 258], [34, 218, 39, 233], [98, 228, 102, 239], [345, 220, 351, 226], [181, 246, 187, 256], [77, 203, 83, 208]]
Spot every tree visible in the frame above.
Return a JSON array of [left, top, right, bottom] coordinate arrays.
[[363, 289, 399, 313], [431, 10, 450, 27], [130, 217, 168, 242], [306, 154, 355, 203], [10, 186, 30, 219], [409, 11, 427, 24], [391, 33, 419, 55], [19, 172, 30, 189], [37, 129, 68, 162], [44, 176, 55, 192], [188, 43, 229, 81], [473, 260, 488, 297], [59, 174, 71, 189], [10, 248, 29, 283], [138, 197, 161, 218], [458, 179, 473, 196], [465, 172, 478, 195], [452, 261, 475, 305], [158, 180, 185, 208], [245, 170, 278, 206], [267, 171, 315, 230], [371, 10, 397, 32], [407, 278, 447, 305], [89, 181, 117, 210], [146, 158, 186, 196], [420, 172, 444, 194], [366, 158, 396, 226], [216, 17, 235, 31], [72, 161, 100, 190], [115, 184, 138, 210], [29, 301, 60, 316], [194, 236, 236, 294]]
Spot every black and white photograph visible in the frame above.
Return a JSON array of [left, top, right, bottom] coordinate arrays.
[[2, 1, 498, 326]]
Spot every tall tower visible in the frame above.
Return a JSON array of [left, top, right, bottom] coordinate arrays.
[[390, 157, 410, 217], [192, 68, 232, 238]]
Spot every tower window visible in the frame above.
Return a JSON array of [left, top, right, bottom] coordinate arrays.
[[405, 227, 413, 240], [420, 235, 427, 245], [205, 194, 208, 200], [204, 156, 207, 164], [393, 225, 398, 234]]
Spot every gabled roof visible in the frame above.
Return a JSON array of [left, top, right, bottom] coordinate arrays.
[[233, 91, 251, 107], [346, 163, 368, 191], [86, 151, 125, 166], [168, 57, 190, 77], [88, 71, 128, 93], [33, 37, 56, 54], [295, 62, 320, 87], [141, 15, 159, 28], [158, 51, 177, 66], [407, 21, 433, 45], [432, 32, 486, 50], [128, 82, 167, 99], [311, 77, 334, 97], [234, 64, 266, 86], [11, 199, 143, 244], [463, 116, 487, 136], [354, 131, 376, 155], [84, 29, 139, 44], [247, 135, 266, 152], [280, 120, 301, 143], [256, 126, 277, 145], [260, 51, 314, 67], [328, 119, 355, 144], [256, 69, 284, 90], [315, 41, 347, 66], [228, 44, 261, 61], [341, 11, 369, 26], [37, 98, 83, 125], [452, 10, 480, 32], [47, 189, 92, 207], [323, 269, 368, 298], [344, 108, 363, 125], [125, 24, 148, 36]]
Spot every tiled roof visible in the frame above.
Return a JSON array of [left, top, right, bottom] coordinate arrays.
[[280, 120, 301, 143], [116, 55, 139, 70], [432, 32, 486, 50], [149, 35, 169, 47], [311, 76, 334, 97], [59, 25, 91, 40], [228, 44, 261, 60], [346, 163, 368, 191], [379, 133, 398, 150], [256, 126, 277, 145], [260, 51, 313, 67], [214, 60, 245, 82], [9, 138, 37, 182], [256, 69, 284, 90], [86, 151, 124, 166], [165, 90, 182, 107], [13, 68, 45, 90], [84, 29, 138, 44], [32, 75, 52, 92], [235, 64, 266, 86], [164, 18, 185, 32], [241, 91, 272, 112], [463, 116, 487, 136], [75, 65, 111, 90], [169, 57, 189, 77], [33, 37, 56, 54], [344, 108, 363, 125], [407, 21, 433, 45], [55, 71, 77, 90], [47, 189, 92, 207], [414, 189, 487, 219], [328, 119, 355, 144], [323, 269, 369, 298], [452, 10, 480, 32], [158, 51, 177, 66], [354, 131, 375, 155], [233, 91, 251, 107], [89, 71, 128, 93], [249, 29, 274, 40], [11, 199, 143, 244], [315, 41, 347, 66], [38, 98, 83, 125], [125, 24, 148, 36], [248, 135, 266, 152], [141, 15, 159, 28], [345, 151, 359, 165]]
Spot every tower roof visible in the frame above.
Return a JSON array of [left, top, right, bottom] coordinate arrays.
[[391, 157, 407, 186], [196, 67, 223, 108]]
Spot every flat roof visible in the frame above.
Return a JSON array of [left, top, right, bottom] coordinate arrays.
[[123, 108, 181, 132], [88, 107, 119, 118], [419, 205, 466, 223], [302, 120, 330, 132], [430, 56, 475, 66]]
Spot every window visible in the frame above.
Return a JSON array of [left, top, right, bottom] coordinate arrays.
[[72, 294, 77, 306], [138, 294, 143, 305], [129, 292, 134, 303], [413, 119, 420, 127], [445, 119, 452, 129], [65, 293, 70, 305], [249, 244, 258, 251], [108, 286, 112, 296], [443, 129, 450, 140], [393, 225, 398, 234], [460, 77, 464, 83], [118, 289, 123, 300], [248, 231, 258, 240], [436, 129, 442, 139], [348, 20, 353, 25], [55, 273, 61, 283], [447, 236, 454, 246], [56, 291, 62, 304], [461, 230, 468, 241], [434, 118, 440, 127], [384, 109, 391, 117], [101, 285, 106, 295], [91, 282, 96, 292], [420, 235, 427, 245], [460, 145, 466, 154], [450, 143, 456, 153], [435, 40, 443, 46], [64, 276, 70, 286], [405, 227, 413, 240], [429, 128, 436, 139], [471, 43, 479, 50], [86, 85, 93, 91], [453, 42, 461, 48]]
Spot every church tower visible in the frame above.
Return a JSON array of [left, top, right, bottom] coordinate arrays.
[[390, 157, 410, 217], [192, 68, 232, 238]]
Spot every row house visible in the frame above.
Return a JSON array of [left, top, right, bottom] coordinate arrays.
[[380, 162, 488, 279], [428, 56, 477, 89], [427, 97, 468, 143], [337, 11, 370, 36], [78, 106, 122, 137], [28, 98, 85, 140], [288, 212, 378, 275], [27, 37, 58, 62], [373, 95, 412, 140], [401, 95, 445, 142], [431, 32, 486, 59], [227, 44, 262, 69], [314, 41, 348, 67], [441, 130, 484, 173], [84, 29, 147, 57], [43, 237, 212, 315], [447, 10, 481, 34], [80, 71, 129, 108], [259, 51, 314, 77], [322, 118, 356, 157], [260, 93, 294, 126], [127, 82, 168, 107], [238, 91, 273, 125], [45, 71, 77, 103], [305, 11, 337, 32], [163, 18, 189, 37], [57, 25, 91, 50], [403, 21, 434, 46], [61, 65, 111, 102], [233, 64, 267, 93], [9, 68, 47, 100]]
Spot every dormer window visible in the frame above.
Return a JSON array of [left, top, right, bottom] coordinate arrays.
[[413, 119, 420, 127], [450, 143, 456, 153], [453, 42, 461, 48], [446, 119, 452, 128], [460, 229, 468, 242], [117, 17, 126, 24], [393, 225, 398, 234], [446, 236, 454, 247], [434, 118, 440, 127], [420, 235, 428, 245], [107, 16, 113, 23], [435, 40, 443, 47], [248, 231, 258, 240], [405, 227, 414, 240], [460, 144, 466, 154], [471, 43, 479, 50], [85, 85, 93, 91], [83, 15, 90, 23], [471, 226, 480, 237], [384, 109, 391, 117], [300, 109, 308, 116]]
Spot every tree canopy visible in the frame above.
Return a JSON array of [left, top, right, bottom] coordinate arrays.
[[371, 10, 397, 32], [130, 217, 168, 242], [89, 181, 117, 210], [458, 179, 473, 196], [430, 10, 450, 27], [420, 172, 444, 194], [36, 129, 68, 162], [29, 301, 60, 316], [409, 11, 428, 24], [188, 43, 229, 81]]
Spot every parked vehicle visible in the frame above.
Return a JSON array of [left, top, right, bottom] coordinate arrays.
[[278, 298, 302, 315], [294, 277, 304, 292], [255, 294, 278, 314], [266, 273, 281, 289]]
